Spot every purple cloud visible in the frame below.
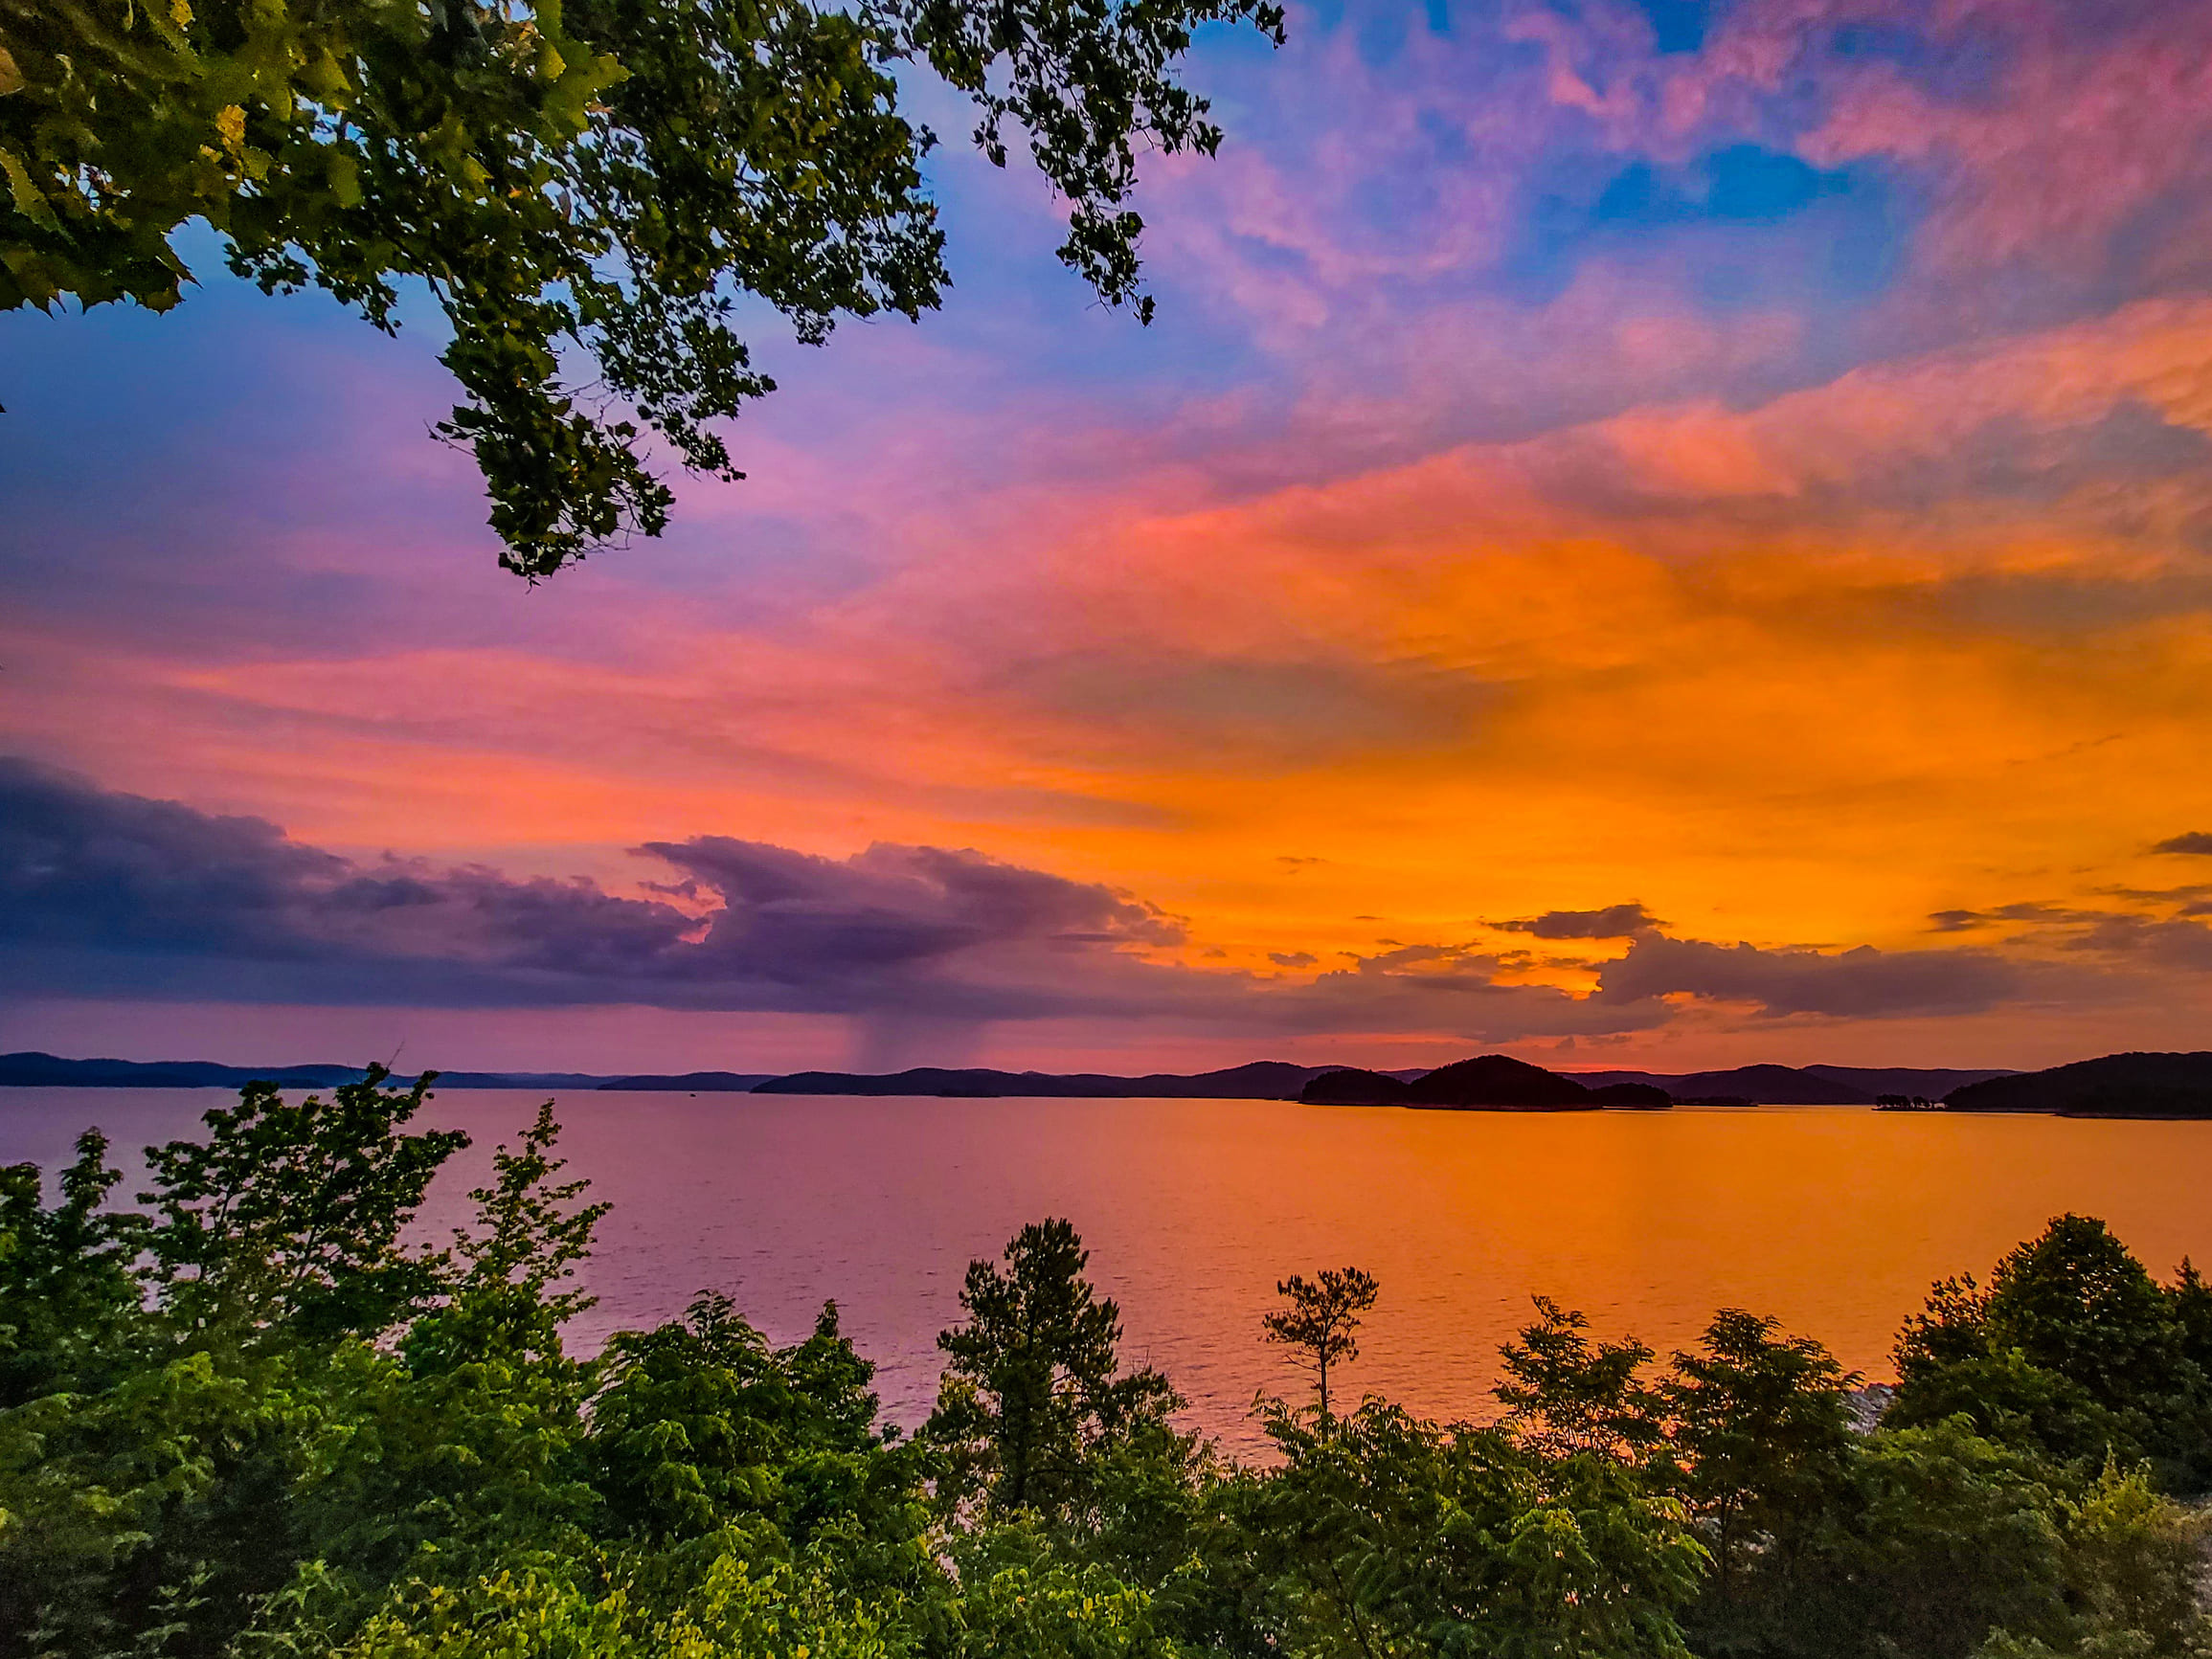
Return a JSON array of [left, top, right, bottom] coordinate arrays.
[[0, 759, 1172, 1020], [1497, 903, 1660, 939], [6, 758, 2206, 1044], [1592, 932, 2039, 1020]]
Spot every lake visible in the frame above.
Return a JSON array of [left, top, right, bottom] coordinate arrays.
[[6, 1088, 2209, 1454]]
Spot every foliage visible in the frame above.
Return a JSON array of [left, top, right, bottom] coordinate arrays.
[[0, 0, 1286, 576], [1888, 1215, 2212, 1486], [0, 1071, 613, 1659], [1498, 1296, 1664, 1463], [943, 1521, 1180, 1659], [1661, 1310, 1859, 1607], [1977, 1219, 2189, 1404], [1243, 1398, 1707, 1659], [441, 1099, 607, 1325], [8, 1079, 2212, 1659], [1260, 1265, 1378, 1423], [0, 1129, 147, 1407], [585, 1288, 932, 1607], [0, 1345, 315, 1657], [141, 1066, 467, 1345], [1981, 1458, 2212, 1659], [339, 1555, 901, 1659], [1702, 1416, 2070, 1659], [924, 1217, 1181, 1525], [1488, 1301, 2096, 1659]]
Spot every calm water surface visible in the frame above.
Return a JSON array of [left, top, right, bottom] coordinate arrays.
[[6, 1088, 2209, 1453]]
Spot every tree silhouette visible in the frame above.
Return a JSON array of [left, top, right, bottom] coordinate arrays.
[[1262, 1266, 1378, 1422], [0, 0, 1286, 577], [925, 1218, 1178, 1521]]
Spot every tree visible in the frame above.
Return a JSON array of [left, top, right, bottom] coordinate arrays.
[[586, 1293, 914, 1547], [440, 1098, 607, 1325], [1661, 1310, 1857, 1610], [1713, 1417, 2069, 1659], [1982, 1458, 2212, 1659], [1261, 1266, 1377, 1423], [0, 0, 1285, 578], [0, 1078, 615, 1659], [926, 1218, 1180, 1524], [0, 1129, 148, 1407], [140, 1065, 469, 1345], [1887, 1216, 2212, 1482], [2172, 1255, 2212, 1384], [1496, 1295, 1664, 1463], [1246, 1400, 1706, 1659], [1980, 1217, 2187, 1405]]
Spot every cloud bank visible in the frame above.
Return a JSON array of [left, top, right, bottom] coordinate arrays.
[[8, 760, 2206, 1056]]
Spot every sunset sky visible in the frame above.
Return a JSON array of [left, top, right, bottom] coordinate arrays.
[[8, 0, 2212, 1075]]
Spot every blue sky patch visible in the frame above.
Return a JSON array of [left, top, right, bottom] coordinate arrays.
[[1632, 0, 1712, 53], [1499, 144, 1905, 307]]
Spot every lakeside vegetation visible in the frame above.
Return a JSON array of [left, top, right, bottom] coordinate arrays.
[[6, 1069, 2212, 1659]]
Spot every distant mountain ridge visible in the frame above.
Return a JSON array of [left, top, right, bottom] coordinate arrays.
[[0, 1053, 374, 1089], [16, 1048, 2204, 1116], [594, 1072, 779, 1091], [0, 1052, 755, 1091], [753, 1061, 1333, 1099], [1568, 1064, 2016, 1104], [0, 1052, 1342, 1099]]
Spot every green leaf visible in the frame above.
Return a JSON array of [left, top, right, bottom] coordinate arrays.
[[0, 146, 60, 233], [327, 150, 361, 209]]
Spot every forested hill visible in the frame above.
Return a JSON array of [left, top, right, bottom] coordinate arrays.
[[1945, 1051, 2212, 1117], [0, 1052, 376, 1089], [1301, 1056, 1671, 1109], [0, 1053, 772, 1090], [751, 1061, 1356, 1098]]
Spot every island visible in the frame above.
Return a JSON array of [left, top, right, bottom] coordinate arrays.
[[1299, 1054, 1670, 1110]]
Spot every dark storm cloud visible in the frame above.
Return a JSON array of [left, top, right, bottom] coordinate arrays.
[[1283, 943, 1674, 1041], [1497, 904, 1660, 939], [0, 760, 1668, 1038], [0, 757, 695, 990], [1925, 902, 2119, 931], [1917, 893, 2212, 976], [5, 758, 2195, 1040], [1591, 933, 2040, 1020], [2055, 912, 2212, 971], [0, 759, 1180, 1019], [2154, 832, 2212, 855], [1927, 909, 1988, 932], [643, 836, 1182, 969]]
